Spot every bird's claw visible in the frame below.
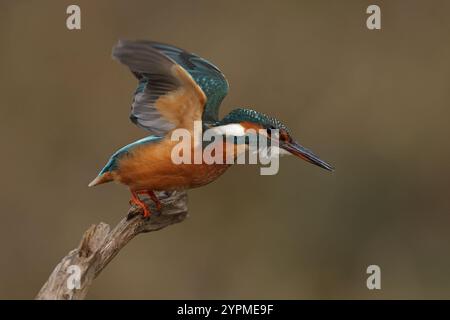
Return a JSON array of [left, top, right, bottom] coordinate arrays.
[[142, 207, 152, 219], [128, 190, 163, 220], [129, 198, 152, 220]]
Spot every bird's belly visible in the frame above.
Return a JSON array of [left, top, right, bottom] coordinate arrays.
[[114, 139, 231, 191], [118, 162, 231, 191], [184, 163, 231, 189]]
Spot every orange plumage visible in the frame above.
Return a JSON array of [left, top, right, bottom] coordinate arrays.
[[90, 40, 334, 218]]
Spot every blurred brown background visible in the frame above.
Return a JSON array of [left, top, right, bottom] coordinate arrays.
[[1, 0, 450, 299]]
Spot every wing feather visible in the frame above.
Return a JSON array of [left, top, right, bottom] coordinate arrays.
[[112, 40, 206, 135], [139, 41, 229, 124]]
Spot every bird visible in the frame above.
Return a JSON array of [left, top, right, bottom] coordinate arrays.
[[89, 40, 334, 218]]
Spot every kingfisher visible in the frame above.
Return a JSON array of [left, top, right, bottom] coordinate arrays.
[[89, 40, 334, 217]]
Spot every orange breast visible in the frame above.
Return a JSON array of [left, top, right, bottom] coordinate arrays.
[[114, 137, 232, 191]]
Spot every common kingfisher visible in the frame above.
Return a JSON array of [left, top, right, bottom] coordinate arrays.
[[89, 40, 334, 217]]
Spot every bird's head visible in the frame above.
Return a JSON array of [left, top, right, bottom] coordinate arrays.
[[218, 108, 334, 171]]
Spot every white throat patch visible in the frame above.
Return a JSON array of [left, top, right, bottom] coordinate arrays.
[[206, 123, 246, 137]]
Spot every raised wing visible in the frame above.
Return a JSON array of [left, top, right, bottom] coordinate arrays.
[[113, 40, 206, 135], [144, 41, 229, 124]]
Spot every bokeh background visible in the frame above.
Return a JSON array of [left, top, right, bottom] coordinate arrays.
[[1, 0, 450, 299]]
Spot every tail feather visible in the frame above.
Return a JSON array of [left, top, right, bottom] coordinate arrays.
[[88, 172, 113, 187]]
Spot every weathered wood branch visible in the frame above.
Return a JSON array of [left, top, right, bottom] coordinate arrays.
[[36, 191, 188, 300]]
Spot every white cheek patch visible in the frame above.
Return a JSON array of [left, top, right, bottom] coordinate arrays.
[[207, 124, 246, 137], [206, 125, 292, 158]]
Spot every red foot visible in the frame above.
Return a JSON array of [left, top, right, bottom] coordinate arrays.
[[130, 190, 163, 218], [146, 190, 162, 211], [130, 191, 152, 218]]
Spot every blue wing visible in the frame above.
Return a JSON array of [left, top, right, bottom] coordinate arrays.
[[113, 40, 207, 135], [145, 41, 229, 124]]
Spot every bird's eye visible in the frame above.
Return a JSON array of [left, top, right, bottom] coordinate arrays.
[[280, 131, 289, 141]]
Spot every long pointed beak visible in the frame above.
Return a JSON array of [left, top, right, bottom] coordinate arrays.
[[281, 140, 334, 172]]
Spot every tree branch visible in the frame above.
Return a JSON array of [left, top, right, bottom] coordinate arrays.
[[36, 190, 188, 300]]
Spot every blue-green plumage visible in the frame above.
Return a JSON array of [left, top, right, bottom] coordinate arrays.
[[144, 42, 229, 124], [89, 39, 334, 218], [99, 135, 162, 175], [134, 80, 147, 95], [219, 108, 292, 134], [194, 75, 228, 123], [120, 41, 229, 135]]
